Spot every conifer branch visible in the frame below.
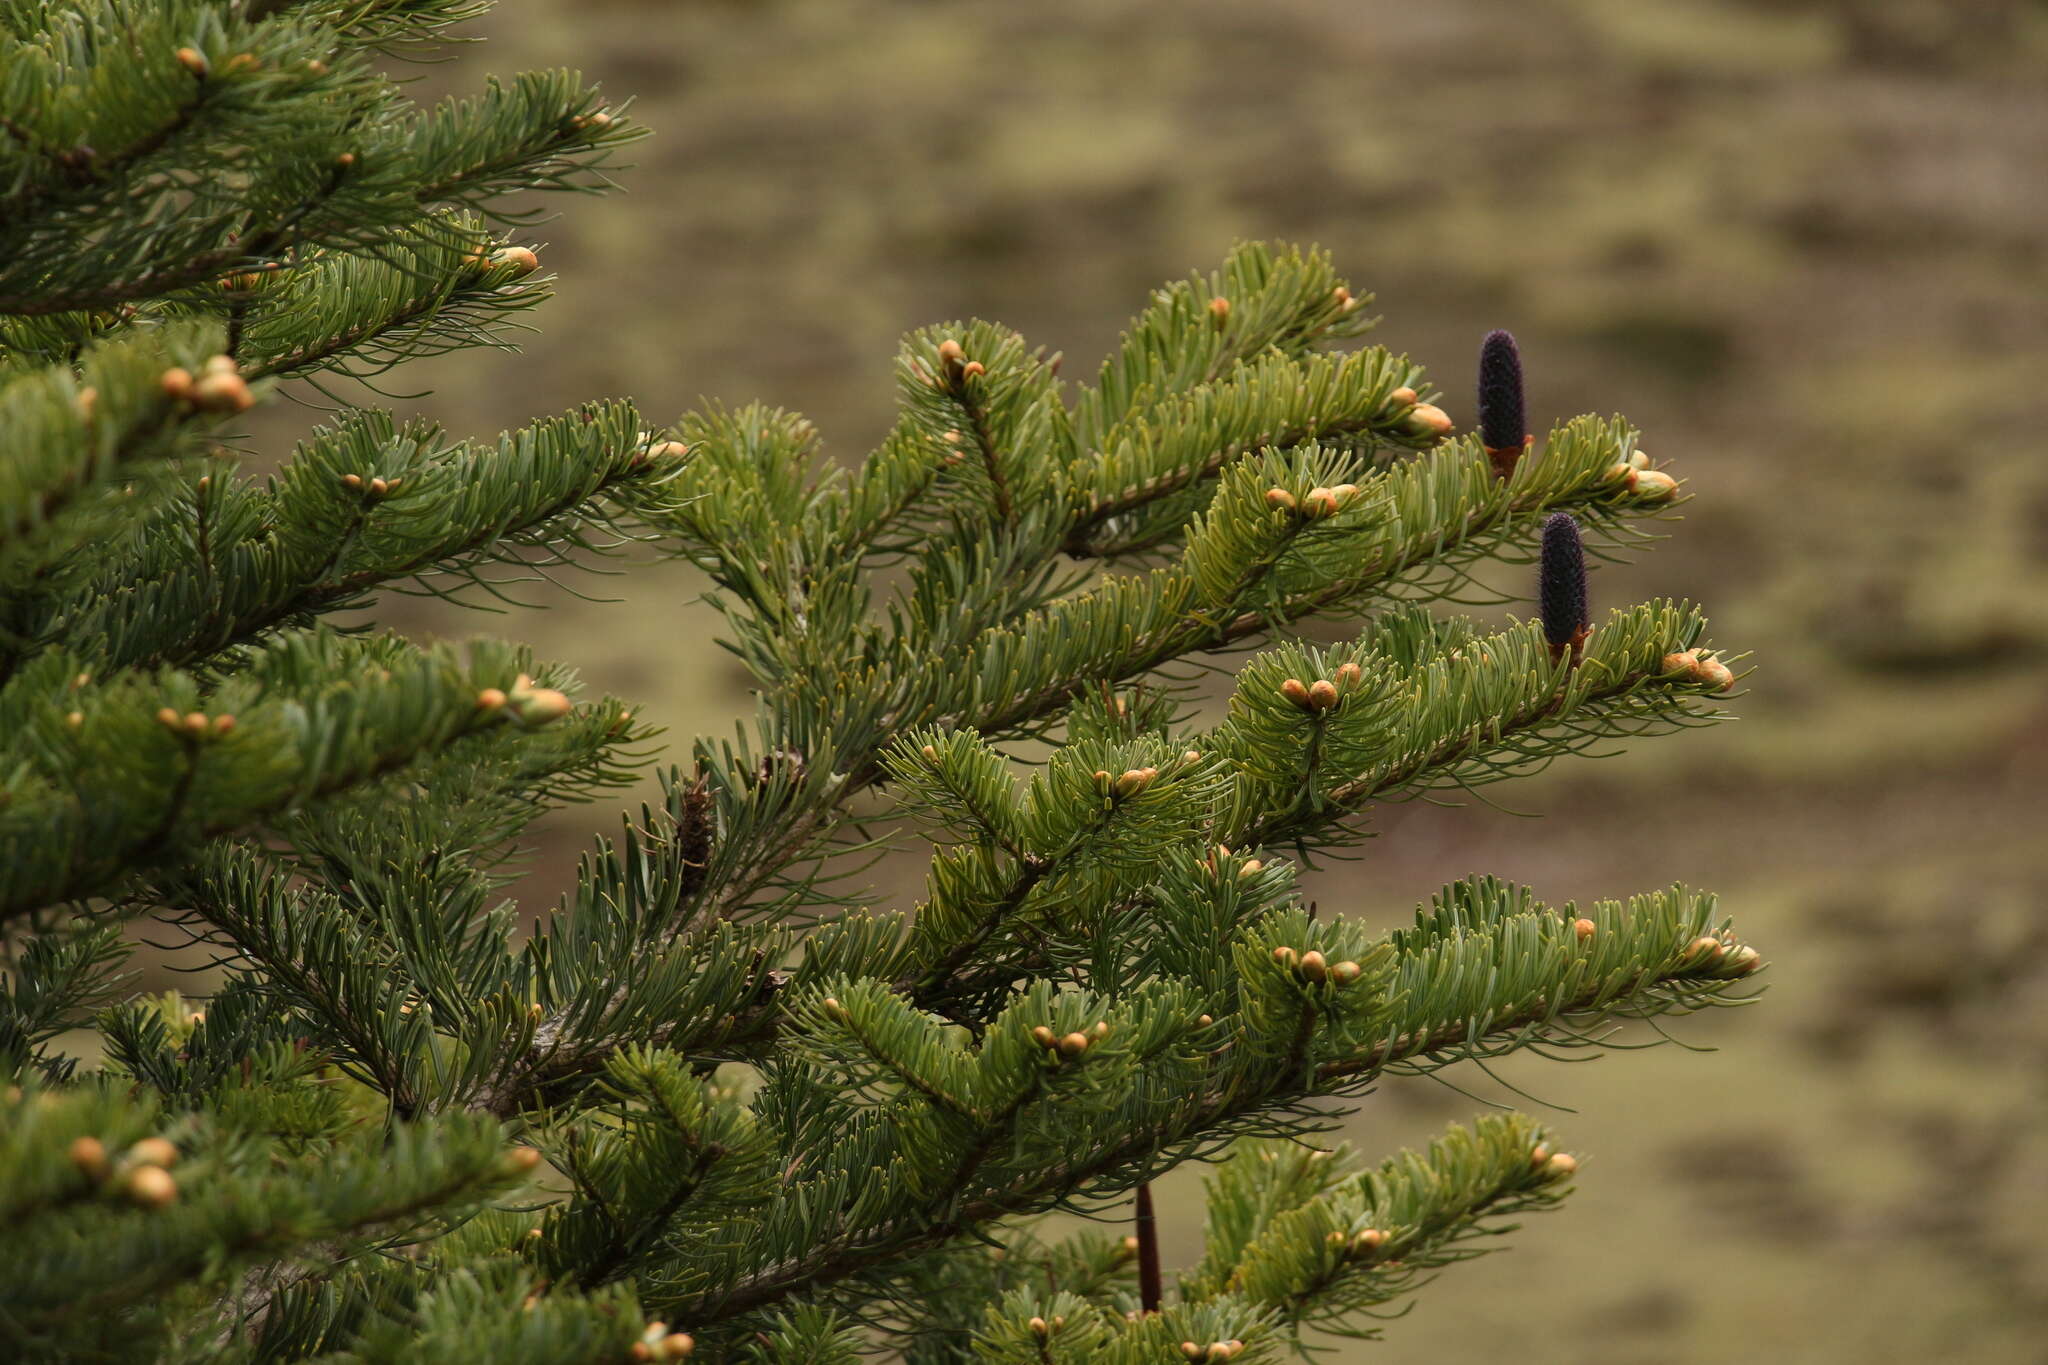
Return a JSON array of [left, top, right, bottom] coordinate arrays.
[[0, 31, 1759, 1346], [11, 402, 681, 676], [651, 886, 1755, 1328], [2, 1088, 536, 1340], [0, 632, 596, 921]]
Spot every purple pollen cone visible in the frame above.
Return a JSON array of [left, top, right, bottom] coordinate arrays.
[[1478, 329, 1526, 453], [1539, 512, 1588, 648]]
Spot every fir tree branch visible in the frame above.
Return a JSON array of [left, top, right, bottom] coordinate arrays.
[[4, 1106, 529, 1336], [13, 402, 680, 677], [655, 889, 1755, 1327], [0, 632, 593, 922]]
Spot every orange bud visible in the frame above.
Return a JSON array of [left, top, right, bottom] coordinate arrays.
[[514, 688, 573, 725], [69, 1136, 109, 1180], [126, 1164, 177, 1208], [1403, 402, 1453, 437], [191, 370, 254, 413], [129, 1137, 179, 1169], [1630, 469, 1679, 500], [1694, 656, 1735, 692]]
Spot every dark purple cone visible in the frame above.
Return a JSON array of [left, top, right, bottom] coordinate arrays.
[[1539, 512, 1588, 648], [1478, 329, 1526, 453]]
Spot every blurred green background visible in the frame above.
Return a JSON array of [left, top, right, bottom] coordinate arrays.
[[247, 1, 2048, 1358]]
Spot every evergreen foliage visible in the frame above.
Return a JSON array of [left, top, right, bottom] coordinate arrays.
[[1, 4, 1759, 1361]]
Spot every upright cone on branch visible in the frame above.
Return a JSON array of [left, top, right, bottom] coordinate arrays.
[[1478, 328, 1530, 480], [1540, 512, 1590, 665]]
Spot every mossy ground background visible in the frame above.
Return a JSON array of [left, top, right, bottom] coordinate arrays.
[[205, 1, 2048, 1358]]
